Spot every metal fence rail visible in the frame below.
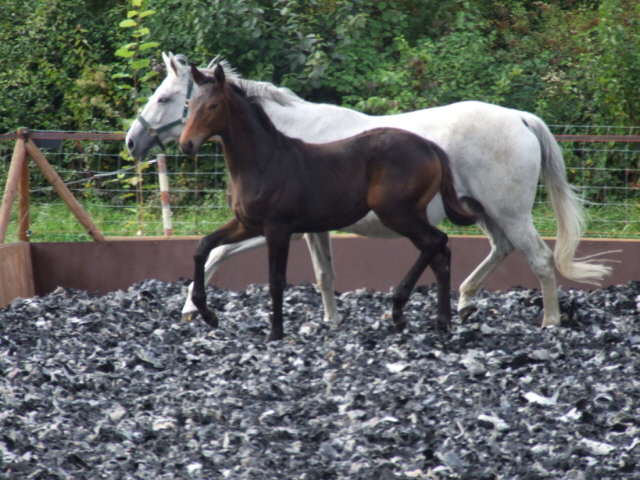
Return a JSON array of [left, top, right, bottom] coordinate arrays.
[[1, 127, 639, 241]]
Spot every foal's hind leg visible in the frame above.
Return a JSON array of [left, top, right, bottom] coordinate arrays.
[[429, 246, 453, 331], [379, 213, 450, 332]]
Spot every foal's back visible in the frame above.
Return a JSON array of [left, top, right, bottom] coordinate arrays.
[[258, 127, 446, 234]]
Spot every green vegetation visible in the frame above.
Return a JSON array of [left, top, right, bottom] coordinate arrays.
[[1, 0, 639, 241], [1, 199, 234, 242], [2, 0, 639, 132], [2, 199, 639, 243], [0, 0, 640, 132]]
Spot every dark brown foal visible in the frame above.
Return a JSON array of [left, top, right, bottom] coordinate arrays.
[[180, 64, 476, 341]]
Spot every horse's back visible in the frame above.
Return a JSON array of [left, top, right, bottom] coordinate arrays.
[[363, 127, 447, 167]]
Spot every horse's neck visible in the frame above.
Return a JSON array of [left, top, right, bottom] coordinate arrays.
[[261, 100, 376, 143], [236, 76, 376, 142]]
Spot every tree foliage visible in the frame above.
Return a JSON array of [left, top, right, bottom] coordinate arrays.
[[0, 0, 638, 134]]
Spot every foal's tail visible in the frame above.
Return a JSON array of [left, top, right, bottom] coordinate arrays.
[[434, 144, 478, 227], [521, 113, 612, 284]]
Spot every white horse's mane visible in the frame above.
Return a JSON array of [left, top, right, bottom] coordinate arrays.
[[167, 52, 304, 107]]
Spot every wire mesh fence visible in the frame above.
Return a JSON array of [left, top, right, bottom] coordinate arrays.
[[543, 125, 640, 238], [1, 126, 639, 242]]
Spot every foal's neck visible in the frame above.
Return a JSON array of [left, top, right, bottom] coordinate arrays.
[[221, 92, 290, 175]]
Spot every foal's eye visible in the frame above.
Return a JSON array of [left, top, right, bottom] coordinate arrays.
[[209, 104, 218, 111], [158, 97, 169, 103]]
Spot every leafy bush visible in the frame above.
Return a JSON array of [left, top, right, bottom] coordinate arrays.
[[1, 0, 639, 205], [0, 0, 130, 132]]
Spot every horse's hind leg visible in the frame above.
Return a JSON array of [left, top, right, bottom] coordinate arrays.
[[503, 221, 559, 326], [464, 211, 559, 327], [458, 213, 515, 321], [304, 232, 340, 326]]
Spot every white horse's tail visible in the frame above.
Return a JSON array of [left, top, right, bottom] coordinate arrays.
[[523, 114, 612, 284]]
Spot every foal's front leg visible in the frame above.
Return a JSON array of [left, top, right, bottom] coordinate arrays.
[[265, 225, 293, 342], [192, 218, 258, 328]]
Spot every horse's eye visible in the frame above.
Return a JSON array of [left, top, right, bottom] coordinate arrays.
[[158, 97, 169, 103], [209, 104, 218, 111]]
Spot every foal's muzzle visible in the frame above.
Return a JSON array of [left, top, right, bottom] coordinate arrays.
[[180, 140, 195, 156]]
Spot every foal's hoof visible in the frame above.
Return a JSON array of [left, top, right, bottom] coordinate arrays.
[[435, 319, 451, 332], [393, 315, 407, 333], [265, 330, 283, 343], [458, 305, 477, 322], [200, 309, 219, 329]]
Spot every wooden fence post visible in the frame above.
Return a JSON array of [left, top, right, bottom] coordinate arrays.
[[157, 154, 173, 236], [18, 135, 30, 242], [0, 128, 28, 244], [24, 138, 106, 242]]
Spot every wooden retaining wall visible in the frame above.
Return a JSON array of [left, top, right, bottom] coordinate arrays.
[[1, 235, 638, 308], [0, 242, 35, 307]]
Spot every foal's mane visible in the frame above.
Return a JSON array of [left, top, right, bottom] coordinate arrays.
[[198, 74, 298, 147], [229, 82, 298, 147]]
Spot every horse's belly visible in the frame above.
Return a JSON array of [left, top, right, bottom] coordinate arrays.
[[336, 193, 446, 238], [340, 211, 399, 238]]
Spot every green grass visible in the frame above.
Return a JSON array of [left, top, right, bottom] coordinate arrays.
[[3, 199, 640, 243], [2, 198, 234, 242], [428, 203, 640, 240]]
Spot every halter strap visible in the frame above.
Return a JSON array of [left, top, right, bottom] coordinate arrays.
[[137, 77, 194, 151]]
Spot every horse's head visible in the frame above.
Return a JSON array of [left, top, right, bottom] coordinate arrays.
[[180, 64, 228, 156], [125, 52, 196, 160]]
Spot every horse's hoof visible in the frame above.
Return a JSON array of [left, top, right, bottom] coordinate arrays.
[[540, 312, 562, 328], [458, 305, 477, 322], [200, 309, 219, 329]]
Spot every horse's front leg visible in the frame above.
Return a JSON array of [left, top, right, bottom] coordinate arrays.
[[264, 225, 293, 342], [192, 218, 258, 328], [304, 232, 340, 326]]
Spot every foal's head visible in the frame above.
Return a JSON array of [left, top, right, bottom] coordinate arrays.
[[180, 64, 230, 156]]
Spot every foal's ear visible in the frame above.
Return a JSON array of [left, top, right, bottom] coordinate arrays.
[[213, 63, 226, 87], [190, 64, 207, 86]]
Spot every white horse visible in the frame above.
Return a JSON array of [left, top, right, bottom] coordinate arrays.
[[125, 52, 610, 328]]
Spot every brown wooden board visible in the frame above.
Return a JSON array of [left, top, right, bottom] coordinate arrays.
[[25, 236, 638, 300], [0, 242, 34, 307]]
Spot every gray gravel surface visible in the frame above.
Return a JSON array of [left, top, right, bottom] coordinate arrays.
[[1, 279, 640, 479]]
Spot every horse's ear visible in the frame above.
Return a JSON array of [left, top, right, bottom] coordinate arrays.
[[167, 52, 180, 78], [213, 63, 226, 87], [190, 64, 207, 86]]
